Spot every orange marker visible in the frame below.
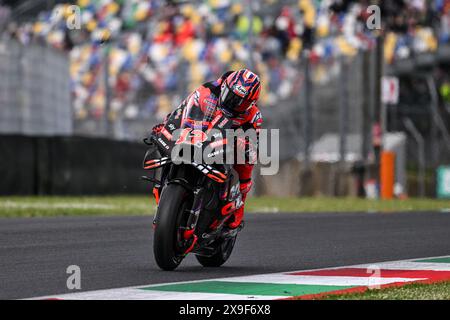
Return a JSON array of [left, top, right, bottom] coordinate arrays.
[[381, 151, 395, 200]]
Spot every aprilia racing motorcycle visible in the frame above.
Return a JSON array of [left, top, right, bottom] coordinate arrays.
[[142, 104, 245, 271]]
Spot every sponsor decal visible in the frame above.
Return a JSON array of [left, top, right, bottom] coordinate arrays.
[[209, 138, 227, 149], [207, 150, 224, 158], [174, 107, 183, 120], [157, 137, 170, 150], [161, 127, 173, 140], [218, 118, 229, 128], [233, 84, 247, 97]]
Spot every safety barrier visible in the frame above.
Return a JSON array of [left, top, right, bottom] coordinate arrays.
[[0, 135, 148, 195]]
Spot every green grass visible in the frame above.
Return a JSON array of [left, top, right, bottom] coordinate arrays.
[[245, 197, 450, 213], [0, 196, 155, 218], [0, 196, 449, 218], [319, 281, 450, 300]]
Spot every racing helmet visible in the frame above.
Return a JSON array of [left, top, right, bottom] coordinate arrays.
[[219, 69, 261, 116]]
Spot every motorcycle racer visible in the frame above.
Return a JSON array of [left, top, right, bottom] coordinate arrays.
[[151, 69, 263, 230]]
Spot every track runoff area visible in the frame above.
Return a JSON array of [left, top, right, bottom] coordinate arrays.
[[34, 255, 450, 300]]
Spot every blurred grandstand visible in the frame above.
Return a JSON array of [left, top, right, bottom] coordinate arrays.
[[1, 0, 450, 197]]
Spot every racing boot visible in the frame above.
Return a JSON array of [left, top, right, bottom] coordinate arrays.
[[226, 180, 252, 229]]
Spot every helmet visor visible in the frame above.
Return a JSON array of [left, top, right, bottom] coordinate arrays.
[[219, 84, 248, 115]]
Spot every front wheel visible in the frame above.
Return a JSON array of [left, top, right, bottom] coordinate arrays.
[[153, 184, 190, 271], [195, 236, 237, 267]]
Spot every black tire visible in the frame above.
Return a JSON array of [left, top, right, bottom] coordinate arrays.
[[153, 184, 190, 271], [195, 236, 237, 268]]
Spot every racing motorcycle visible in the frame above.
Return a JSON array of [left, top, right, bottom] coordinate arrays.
[[142, 104, 245, 271]]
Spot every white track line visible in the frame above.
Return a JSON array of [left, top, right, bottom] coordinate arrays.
[[218, 274, 424, 286], [353, 261, 450, 271], [35, 289, 284, 300]]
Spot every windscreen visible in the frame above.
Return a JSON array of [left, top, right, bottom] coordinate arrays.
[[180, 94, 218, 131]]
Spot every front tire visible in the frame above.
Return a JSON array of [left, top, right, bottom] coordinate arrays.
[[153, 184, 190, 271]]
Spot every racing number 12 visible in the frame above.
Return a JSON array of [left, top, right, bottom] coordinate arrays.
[[175, 128, 208, 146]]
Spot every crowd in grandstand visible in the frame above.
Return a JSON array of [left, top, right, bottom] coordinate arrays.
[[1, 0, 450, 122]]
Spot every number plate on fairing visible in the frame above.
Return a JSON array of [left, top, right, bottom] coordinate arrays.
[[153, 106, 234, 183]]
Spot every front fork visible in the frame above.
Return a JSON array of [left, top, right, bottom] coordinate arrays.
[[183, 187, 204, 241], [165, 186, 202, 255], [141, 175, 161, 230]]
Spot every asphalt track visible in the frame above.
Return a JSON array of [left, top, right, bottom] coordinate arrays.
[[0, 211, 449, 299]]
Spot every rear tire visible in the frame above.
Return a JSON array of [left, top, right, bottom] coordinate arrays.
[[195, 236, 237, 267], [153, 184, 190, 271]]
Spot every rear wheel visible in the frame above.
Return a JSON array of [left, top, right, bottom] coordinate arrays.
[[195, 235, 237, 267], [153, 184, 190, 271]]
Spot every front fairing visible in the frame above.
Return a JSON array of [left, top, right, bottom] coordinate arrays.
[[149, 102, 234, 183]]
